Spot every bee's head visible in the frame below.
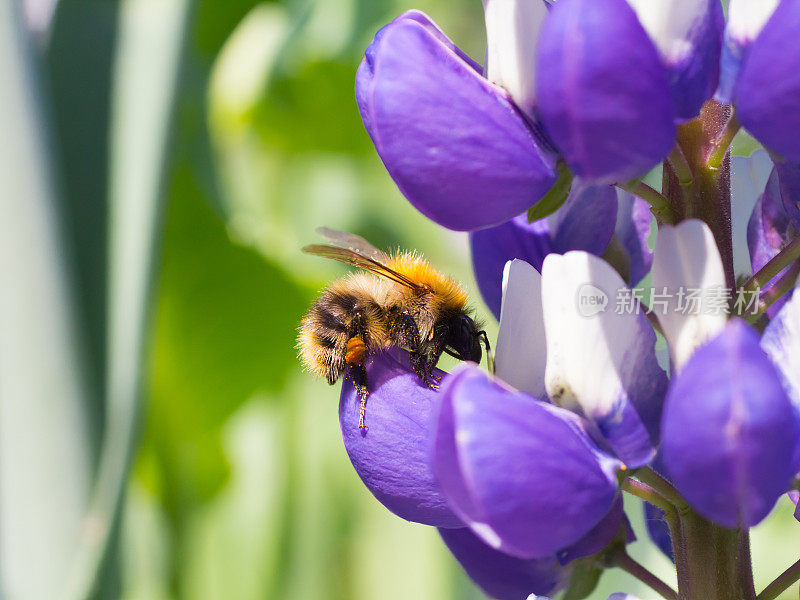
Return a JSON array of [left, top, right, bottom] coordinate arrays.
[[447, 314, 490, 364]]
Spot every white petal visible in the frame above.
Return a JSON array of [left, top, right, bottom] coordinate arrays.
[[541, 252, 665, 466], [762, 283, 800, 407], [495, 259, 547, 398], [727, 0, 780, 45], [482, 0, 547, 116], [626, 0, 708, 64], [651, 219, 727, 370], [730, 150, 773, 276]]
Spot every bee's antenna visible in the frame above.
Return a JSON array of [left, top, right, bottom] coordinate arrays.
[[477, 331, 495, 375]]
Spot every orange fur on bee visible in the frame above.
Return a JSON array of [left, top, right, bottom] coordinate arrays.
[[386, 252, 468, 310]]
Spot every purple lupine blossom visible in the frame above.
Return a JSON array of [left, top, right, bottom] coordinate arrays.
[[439, 526, 571, 600], [315, 0, 800, 598], [661, 320, 799, 527]]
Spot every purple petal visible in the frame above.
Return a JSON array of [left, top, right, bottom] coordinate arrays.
[[748, 168, 796, 274], [357, 13, 557, 231], [761, 286, 800, 471], [628, 0, 723, 120], [551, 185, 618, 254], [339, 350, 462, 527], [643, 502, 674, 562], [557, 494, 632, 565], [735, 0, 800, 161], [433, 365, 622, 558], [470, 185, 617, 319], [731, 151, 774, 276], [717, 0, 781, 103], [396, 10, 483, 73], [641, 455, 675, 562], [748, 167, 798, 318], [789, 490, 799, 522], [661, 320, 800, 528], [775, 159, 800, 232], [666, 0, 724, 121], [439, 527, 570, 600], [616, 191, 654, 285], [535, 0, 675, 182]]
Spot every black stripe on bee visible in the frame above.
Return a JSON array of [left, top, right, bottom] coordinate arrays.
[[327, 291, 359, 313], [312, 304, 348, 332], [314, 332, 338, 349]]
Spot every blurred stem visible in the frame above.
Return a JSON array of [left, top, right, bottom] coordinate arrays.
[[618, 181, 677, 224], [738, 530, 757, 600], [634, 467, 689, 514], [668, 144, 695, 211], [742, 236, 800, 293], [606, 548, 678, 600], [621, 478, 672, 513], [678, 512, 755, 600], [757, 557, 800, 600], [745, 261, 800, 324], [707, 111, 741, 170]]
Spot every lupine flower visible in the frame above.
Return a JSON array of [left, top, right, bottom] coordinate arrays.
[[339, 350, 461, 527], [721, 0, 800, 160], [438, 523, 571, 600], [661, 319, 799, 527], [432, 364, 623, 558], [356, 10, 557, 231], [332, 1, 800, 598], [356, 0, 724, 230]]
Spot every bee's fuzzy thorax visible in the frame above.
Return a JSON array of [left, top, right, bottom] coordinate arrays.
[[386, 251, 468, 310]]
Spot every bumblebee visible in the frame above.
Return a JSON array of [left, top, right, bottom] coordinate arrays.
[[298, 228, 490, 428]]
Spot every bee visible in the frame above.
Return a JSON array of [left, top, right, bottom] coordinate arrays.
[[298, 228, 490, 428]]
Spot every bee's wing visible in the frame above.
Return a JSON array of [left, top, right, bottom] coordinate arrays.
[[302, 244, 425, 292], [315, 227, 389, 263]]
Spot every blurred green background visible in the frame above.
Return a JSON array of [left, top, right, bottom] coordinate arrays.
[[1, 1, 797, 599]]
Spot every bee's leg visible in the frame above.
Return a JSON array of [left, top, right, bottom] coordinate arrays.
[[409, 351, 439, 390], [389, 309, 421, 350], [350, 363, 369, 429], [424, 328, 449, 385], [345, 335, 370, 429]]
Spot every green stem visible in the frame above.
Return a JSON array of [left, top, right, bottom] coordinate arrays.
[[743, 236, 800, 293], [618, 181, 678, 224], [745, 261, 800, 324], [665, 511, 691, 600], [621, 478, 673, 513], [707, 112, 741, 169], [757, 558, 800, 600], [668, 144, 696, 213], [738, 530, 757, 600], [635, 467, 690, 514], [609, 550, 679, 600]]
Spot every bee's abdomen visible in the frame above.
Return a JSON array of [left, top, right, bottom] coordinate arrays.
[[298, 287, 388, 385]]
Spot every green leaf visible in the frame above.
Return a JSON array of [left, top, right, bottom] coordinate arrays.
[[66, 1, 193, 598], [0, 4, 93, 598], [145, 165, 307, 509], [45, 0, 120, 441], [527, 161, 573, 222], [562, 559, 604, 600]]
